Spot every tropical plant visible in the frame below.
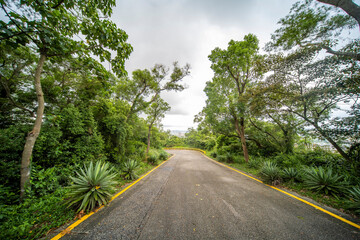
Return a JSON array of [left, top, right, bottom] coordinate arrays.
[[346, 186, 360, 214], [282, 167, 300, 182], [122, 159, 140, 180], [66, 161, 117, 212], [260, 161, 282, 184], [302, 167, 347, 196], [147, 149, 159, 165], [248, 157, 260, 169], [159, 150, 169, 160]]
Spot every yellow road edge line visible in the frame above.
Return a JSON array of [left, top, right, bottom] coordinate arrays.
[[51, 155, 174, 240], [197, 151, 360, 230]]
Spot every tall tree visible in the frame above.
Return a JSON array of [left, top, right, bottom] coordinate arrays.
[[145, 96, 170, 158], [207, 34, 263, 162], [267, 49, 355, 161], [267, 0, 359, 60], [0, 0, 132, 199]]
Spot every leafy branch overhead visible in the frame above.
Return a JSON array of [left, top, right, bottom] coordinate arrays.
[[267, 0, 360, 61]]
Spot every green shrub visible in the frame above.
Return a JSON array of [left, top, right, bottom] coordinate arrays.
[[282, 167, 300, 182], [224, 152, 234, 163], [346, 186, 360, 214], [260, 161, 282, 185], [122, 159, 139, 180], [302, 166, 347, 197], [272, 153, 302, 168], [233, 155, 245, 164], [248, 157, 260, 169], [66, 161, 117, 212], [159, 150, 169, 160], [216, 154, 227, 162], [210, 151, 217, 158], [147, 149, 159, 165], [0, 188, 75, 240]]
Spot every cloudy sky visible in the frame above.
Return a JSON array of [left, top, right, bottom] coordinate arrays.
[[112, 0, 298, 131]]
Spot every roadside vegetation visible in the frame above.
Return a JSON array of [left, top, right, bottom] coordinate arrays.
[[165, 0, 360, 217], [0, 1, 178, 239], [1, 0, 359, 239]]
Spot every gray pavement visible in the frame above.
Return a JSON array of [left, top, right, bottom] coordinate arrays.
[[60, 150, 360, 240]]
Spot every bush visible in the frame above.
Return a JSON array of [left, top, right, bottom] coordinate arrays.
[[210, 151, 217, 158], [346, 186, 360, 214], [272, 153, 302, 168], [282, 167, 300, 182], [260, 161, 282, 185], [66, 161, 118, 212], [122, 159, 139, 180], [0, 188, 75, 240], [159, 150, 169, 160], [147, 149, 159, 165], [248, 157, 260, 169], [302, 166, 347, 197], [216, 155, 227, 162]]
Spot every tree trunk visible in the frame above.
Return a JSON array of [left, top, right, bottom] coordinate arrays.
[[283, 127, 294, 154], [146, 124, 153, 160], [312, 123, 350, 161], [235, 117, 249, 163], [20, 53, 46, 200]]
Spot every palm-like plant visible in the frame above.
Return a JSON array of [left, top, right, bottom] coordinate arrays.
[[303, 167, 347, 197], [346, 186, 360, 213], [122, 159, 139, 180], [282, 167, 300, 182], [260, 161, 282, 184], [66, 161, 117, 212]]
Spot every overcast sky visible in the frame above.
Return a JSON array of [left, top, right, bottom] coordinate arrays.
[[112, 0, 298, 131]]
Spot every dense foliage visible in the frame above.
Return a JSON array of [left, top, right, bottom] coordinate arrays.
[[0, 1, 187, 239]]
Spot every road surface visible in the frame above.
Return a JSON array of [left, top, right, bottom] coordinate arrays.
[[59, 150, 360, 240]]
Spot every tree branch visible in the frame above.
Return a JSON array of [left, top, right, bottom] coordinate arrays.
[[317, 0, 360, 29], [0, 75, 35, 117], [322, 45, 360, 60]]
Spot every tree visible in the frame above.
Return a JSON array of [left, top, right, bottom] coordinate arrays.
[[267, 0, 359, 61], [0, 0, 132, 199], [267, 48, 355, 161], [145, 96, 170, 158], [115, 62, 190, 122], [207, 34, 263, 162]]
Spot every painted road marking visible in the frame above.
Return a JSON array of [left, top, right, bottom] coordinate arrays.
[[198, 151, 360, 230], [51, 156, 174, 240]]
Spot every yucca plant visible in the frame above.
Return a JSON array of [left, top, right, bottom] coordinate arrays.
[[122, 159, 140, 180], [282, 167, 299, 182], [346, 186, 360, 214], [260, 161, 282, 185], [66, 161, 117, 212], [302, 166, 347, 197]]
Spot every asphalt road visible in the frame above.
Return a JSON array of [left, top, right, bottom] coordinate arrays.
[[60, 150, 360, 240]]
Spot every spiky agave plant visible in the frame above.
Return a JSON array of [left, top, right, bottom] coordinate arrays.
[[122, 159, 139, 180], [346, 186, 360, 214], [260, 161, 282, 184], [282, 167, 300, 182], [302, 166, 347, 197], [66, 161, 118, 212]]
